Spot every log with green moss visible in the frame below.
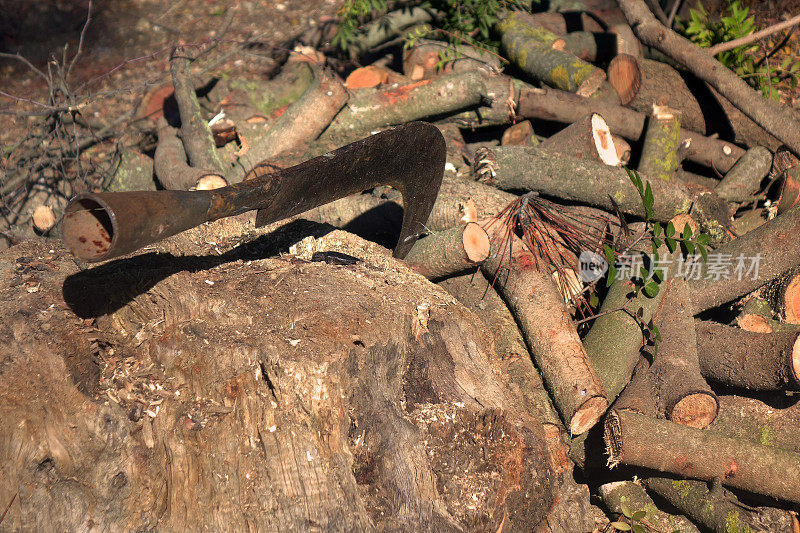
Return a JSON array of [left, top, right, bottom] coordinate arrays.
[[497, 11, 606, 95], [708, 395, 800, 452], [638, 105, 682, 182], [599, 480, 700, 533], [605, 409, 800, 504], [644, 477, 796, 533]]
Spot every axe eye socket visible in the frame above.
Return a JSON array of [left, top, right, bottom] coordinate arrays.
[[63, 198, 115, 261]]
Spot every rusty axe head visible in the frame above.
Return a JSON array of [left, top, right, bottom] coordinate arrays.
[[62, 122, 445, 262]]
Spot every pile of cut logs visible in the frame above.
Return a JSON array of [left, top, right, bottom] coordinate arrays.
[[114, 0, 800, 529]]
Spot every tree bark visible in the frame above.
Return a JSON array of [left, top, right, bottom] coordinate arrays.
[[599, 480, 700, 533], [605, 409, 800, 504], [695, 320, 800, 391], [481, 229, 608, 435], [650, 279, 718, 428], [170, 46, 225, 173], [154, 117, 225, 190], [714, 146, 772, 203]]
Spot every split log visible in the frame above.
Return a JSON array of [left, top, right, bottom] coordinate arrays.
[[714, 146, 772, 203], [695, 320, 800, 391], [732, 209, 768, 236], [0, 229, 556, 530], [404, 223, 490, 279], [762, 266, 800, 324], [538, 113, 621, 165], [644, 477, 797, 533], [154, 117, 226, 190], [617, 0, 800, 157], [610, 58, 782, 150], [481, 229, 608, 435], [650, 279, 718, 428], [516, 86, 744, 172], [598, 480, 700, 533], [472, 145, 730, 225], [638, 105, 682, 182], [402, 39, 501, 81], [604, 409, 800, 504], [497, 11, 606, 96], [709, 395, 800, 452], [345, 65, 402, 89], [687, 206, 800, 314], [170, 46, 225, 173]]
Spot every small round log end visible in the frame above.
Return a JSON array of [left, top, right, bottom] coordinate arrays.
[[463, 223, 490, 263], [669, 392, 718, 429]]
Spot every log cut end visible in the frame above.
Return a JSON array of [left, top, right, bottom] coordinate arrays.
[[607, 53, 641, 105], [569, 395, 608, 435], [590, 114, 622, 166], [463, 222, 491, 263], [194, 174, 228, 190], [792, 334, 800, 386], [669, 392, 718, 429], [783, 275, 800, 324]]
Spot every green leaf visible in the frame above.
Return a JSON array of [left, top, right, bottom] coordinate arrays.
[[698, 244, 708, 262], [697, 233, 711, 246], [683, 223, 692, 239], [665, 222, 675, 238], [685, 240, 695, 255], [644, 182, 655, 220], [643, 281, 660, 297], [631, 509, 646, 521], [589, 293, 600, 307], [665, 236, 677, 253], [632, 525, 647, 533], [652, 223, 662, 238], [604, 244, 616, 265], [611, 522, 631, 532], [607, 265, 617, 287], [620, 504, 632, 519]]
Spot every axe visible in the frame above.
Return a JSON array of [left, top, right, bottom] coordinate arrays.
[[62, 122, 445, 262]]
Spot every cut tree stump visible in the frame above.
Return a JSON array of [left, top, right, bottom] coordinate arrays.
[[0, 223, 556, 531]]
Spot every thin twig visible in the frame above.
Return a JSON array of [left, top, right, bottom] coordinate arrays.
[[67, 0, 93, 80], [666, 0, 683, 29], [0, 492, 17, 525], [708, 13, 800, 55]]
